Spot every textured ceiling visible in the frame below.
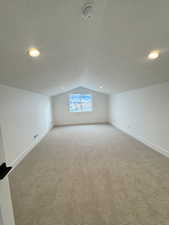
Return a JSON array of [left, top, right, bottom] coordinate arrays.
[[0, 0, 169, 96]]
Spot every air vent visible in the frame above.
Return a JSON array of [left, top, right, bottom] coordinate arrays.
[[82, 0, 94, 19]]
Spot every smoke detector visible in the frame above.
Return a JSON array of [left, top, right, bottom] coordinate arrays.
[[82, 0, 94, 19]]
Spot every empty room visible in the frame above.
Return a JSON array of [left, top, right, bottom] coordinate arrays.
[[0, 1, 169, 225]]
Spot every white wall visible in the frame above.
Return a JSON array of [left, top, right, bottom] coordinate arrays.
[[0, 84, 52, 225], [0, 178, 15, 225], [109, 81, 169, 157], [0, 84, 52, 166], [0, 128, 15, 225], [52, 87, 109, 126]]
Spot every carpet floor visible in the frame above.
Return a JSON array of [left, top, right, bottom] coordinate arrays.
[[9, 124, 169, 225]]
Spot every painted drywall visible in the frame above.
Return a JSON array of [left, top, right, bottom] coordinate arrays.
[[0, 178, 15, 225], [52, 87, 109, 125], [109, 81, 169, 156], [0, 84, 52, 166], [0, 124, 15, 225]]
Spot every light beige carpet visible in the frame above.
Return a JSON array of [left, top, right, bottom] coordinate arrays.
[[9, 125, 169, 225]]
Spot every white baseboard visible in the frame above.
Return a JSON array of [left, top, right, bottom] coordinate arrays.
[[9, 125, 52, 173], [112, 122, 169, 159], [54, 122, 109, 127]]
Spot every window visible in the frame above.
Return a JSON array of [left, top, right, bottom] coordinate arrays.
[[69, 94, 92, 112]]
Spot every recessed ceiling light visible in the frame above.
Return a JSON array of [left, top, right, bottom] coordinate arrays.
[[99, 86, 103, 89], [148, 50, 160, 60], [28, 48, 40, 57]]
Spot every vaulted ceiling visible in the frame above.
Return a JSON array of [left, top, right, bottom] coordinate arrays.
[[0, 0, 169, 96]]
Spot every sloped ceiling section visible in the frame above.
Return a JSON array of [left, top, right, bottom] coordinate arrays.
[[52, 86, 109, 97], [0, 0, 169, 96]]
